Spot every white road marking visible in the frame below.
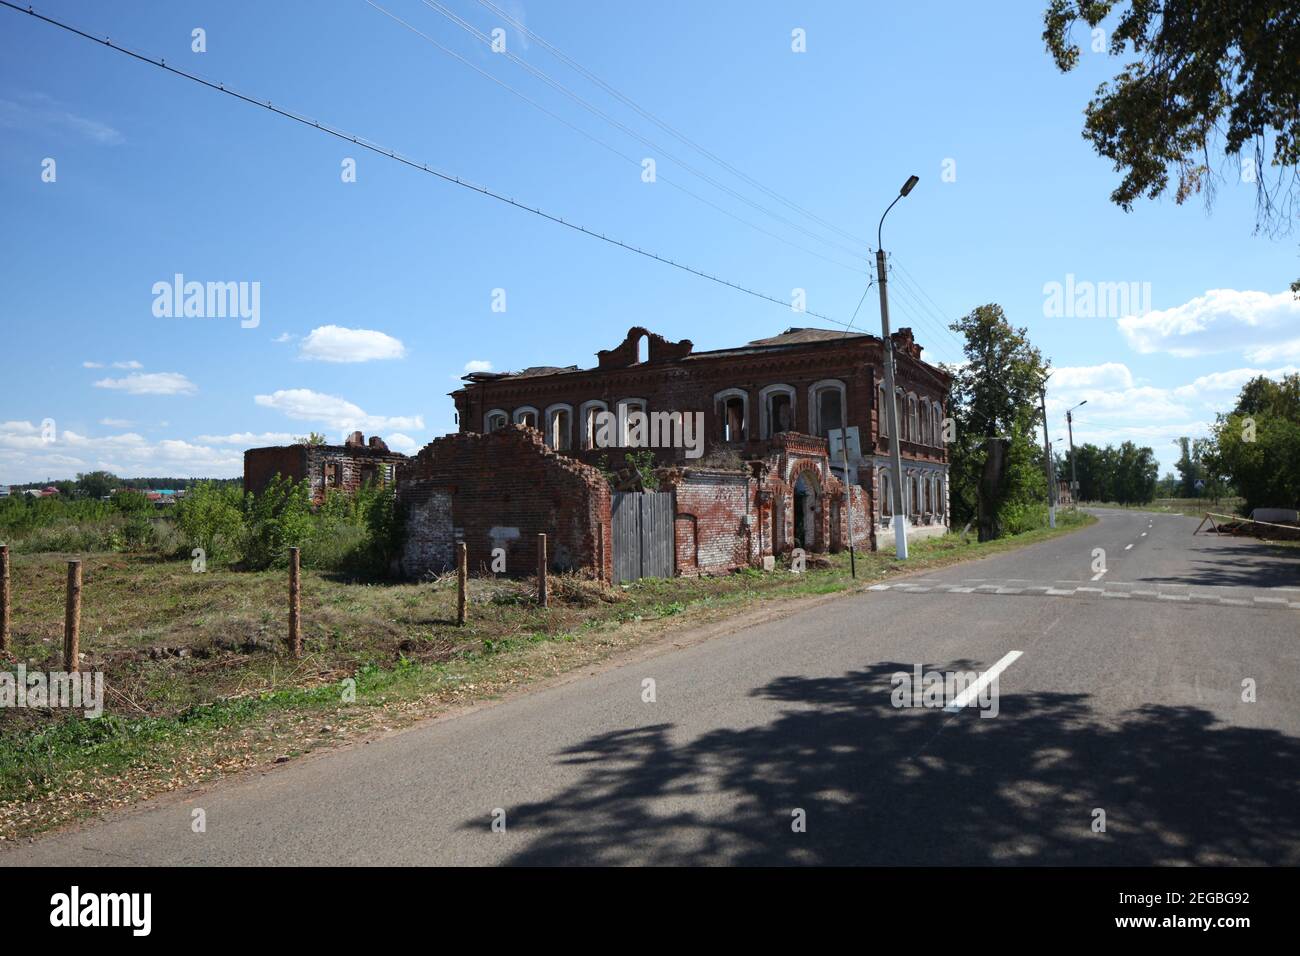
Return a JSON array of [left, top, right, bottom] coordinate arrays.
[[1140, 532, 1147, 537], [944, 650, 1022, 713], [1124, 544, 1134, 550], [1091, 569, 1107, 581]]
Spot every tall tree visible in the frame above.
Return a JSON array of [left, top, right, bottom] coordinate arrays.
[[1043, 1, 1300, 292], [946, 304, 1050, 540]]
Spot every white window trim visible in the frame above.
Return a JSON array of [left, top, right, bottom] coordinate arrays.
[[484, 408, 508, 432], [543, 403, 574, 450], [808, 379, 847, 439], [713, 387, 749, 443], [759, 384, 797, 438], [578, 400, 609, 450], [512, 405, 540, 428], [616, 397, 647, 446]]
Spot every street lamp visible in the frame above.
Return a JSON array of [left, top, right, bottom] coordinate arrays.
[[876, 175, 919, 559], [1065, 400, 1087, 507]]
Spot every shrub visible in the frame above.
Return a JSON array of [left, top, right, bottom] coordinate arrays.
[[175, 482, 244, 566], [241, 475, 313, 570]]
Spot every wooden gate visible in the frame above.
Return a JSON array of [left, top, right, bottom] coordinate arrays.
[[611, 491, 675, 584]]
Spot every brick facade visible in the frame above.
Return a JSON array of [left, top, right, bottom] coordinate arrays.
[[244, 432, 407, 505], [398, 425, 612, 582], [449, 325, 952, 546]]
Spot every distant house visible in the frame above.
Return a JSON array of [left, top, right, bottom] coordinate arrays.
[[39, 486, 58, 497]]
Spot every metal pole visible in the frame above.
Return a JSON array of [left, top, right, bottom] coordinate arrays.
[[288, 547, 302, 658], [1066, 409, 1078, 508], [1040, 386, 1056, 528], [63, 559, 81, 672], [877, 248, 909, 559], [838, 427, 856, 577]]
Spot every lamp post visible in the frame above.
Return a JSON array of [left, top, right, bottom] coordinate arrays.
[[1066, 400, 1087, 507], [876, 174, 919, 559]]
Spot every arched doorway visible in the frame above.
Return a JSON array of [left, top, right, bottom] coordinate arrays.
[[793, 469, 820, 550]]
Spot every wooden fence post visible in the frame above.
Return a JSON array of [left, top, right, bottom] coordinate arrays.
[[0, 544, 10, 654], [288, 547, 302, 658], [537, 533, 548, 607], [456, 542, 468, 625], [63, 559, 81, 673]]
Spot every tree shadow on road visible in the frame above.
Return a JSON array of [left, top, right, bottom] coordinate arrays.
[[478, 662, 1300, 865]]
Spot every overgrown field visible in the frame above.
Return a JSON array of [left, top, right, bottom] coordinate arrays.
[[0, 510, 1094, 840]]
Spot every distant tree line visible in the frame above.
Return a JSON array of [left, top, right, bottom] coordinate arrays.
[[1056, 442, 1159, 505]]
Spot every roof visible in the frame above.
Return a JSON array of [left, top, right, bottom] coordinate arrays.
[[744, 327, 874, 347]]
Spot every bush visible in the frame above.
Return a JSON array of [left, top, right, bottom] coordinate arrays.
[[175, 482, 244, 566], [241, 475, 313, 570]]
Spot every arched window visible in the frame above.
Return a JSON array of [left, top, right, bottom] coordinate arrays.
[[878, 467, 891, 517], [759, 384, 796, 437], [513, 406, 539, 429], [484, 409, 508, 432], [919, 398, 930, 444], [877, 383, 888, 437], [907, 394, 919, 443], [714, 388, 748, 443], [616, 398, 647, 447], [579, 400, 608, 450], [544, 404, 573, 450], [808, 379, 846, 439], [933, 403, 945, 447]]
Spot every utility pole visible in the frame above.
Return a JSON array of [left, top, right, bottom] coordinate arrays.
[[1064, 400, 1087, 508], [876, 175, 919, 559], [837, 426, 856, 577], [1039, 384, 1056, 528]]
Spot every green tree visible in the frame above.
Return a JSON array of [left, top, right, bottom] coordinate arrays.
[[1212, 373, 1300, 512], [175, 481, 245, 565], [75, 470, 118, 499], [946, 304, 1050, 540], [241, 475, 313, 569], [1043, 0, 1300, 291]]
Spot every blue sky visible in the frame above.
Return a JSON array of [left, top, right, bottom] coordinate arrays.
[[2, 0, 1297, 484]]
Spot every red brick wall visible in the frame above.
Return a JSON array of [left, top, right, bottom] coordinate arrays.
[[399, 425, 612, 582], [243, 446, 307, 497], [671, 471, 753, 574]]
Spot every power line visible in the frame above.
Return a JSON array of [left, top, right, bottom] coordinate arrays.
[[2, 0, 854, 326], [365, 0, 869, 277], [472, 0, 875, 252], [412, 0, 871, 262]]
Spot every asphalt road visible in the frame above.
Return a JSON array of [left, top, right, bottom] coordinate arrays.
[[6, 508, 1299, 866]]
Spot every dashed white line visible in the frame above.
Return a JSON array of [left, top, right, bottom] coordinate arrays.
[[1091, 569, 1107, 581], [1124, 544, 1134, 550], [944, 650, 1022, 713]]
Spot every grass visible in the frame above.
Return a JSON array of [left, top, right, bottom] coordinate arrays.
[[0, 510, 1094, 841]]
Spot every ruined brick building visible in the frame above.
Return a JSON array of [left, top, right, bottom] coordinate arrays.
[[449, 325, 951, 542], [243, 432, 407, 505], [242, 326, 951, 583]]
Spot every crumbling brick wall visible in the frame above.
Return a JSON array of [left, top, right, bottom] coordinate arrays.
[[669, 470, 753, 575], [398, 425, 612, 582], [244, 433, 407, 505]]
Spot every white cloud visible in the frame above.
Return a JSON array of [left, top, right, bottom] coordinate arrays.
[[299, 325, 406, 363], [112, 359, 143, 369], [0, 421, 240, 483], [0, 94, 124, 145], [463, 359, 493, 373], [82, 361, 103, 368], [93, 372, 197, 396], [384, 432, 421, 454], [98, 417, 135, 427], [1118, 288, 1300, 360], [273, 332, 294, 344], [253, 388, 424, 434], [194, 431, 298, 446]]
